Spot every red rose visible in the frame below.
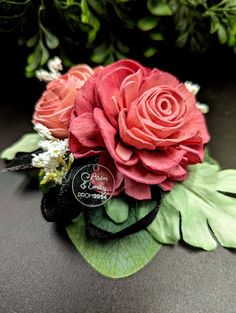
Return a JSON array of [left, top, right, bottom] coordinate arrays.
[[33, 65, 94, 138], [69, 59, 210, 199]]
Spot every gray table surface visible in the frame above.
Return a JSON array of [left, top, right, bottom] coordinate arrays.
[[1, 64, 236, 313]]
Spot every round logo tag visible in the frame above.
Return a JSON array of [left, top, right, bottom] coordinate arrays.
[[72, 164, 115, 207]]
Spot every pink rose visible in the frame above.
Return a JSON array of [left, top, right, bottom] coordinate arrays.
[[69, 59, 210, 200], [32, 64, 95, 138]]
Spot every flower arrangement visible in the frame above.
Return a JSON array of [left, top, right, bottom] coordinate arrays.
[[2, 57, 236, 278]]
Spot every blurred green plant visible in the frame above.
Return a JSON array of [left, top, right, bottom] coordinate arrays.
[[1, 0, 236, 76]]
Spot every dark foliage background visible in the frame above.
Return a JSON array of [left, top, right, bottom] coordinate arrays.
[[1, 0, 236, 77], [1, 0, 236, 116]]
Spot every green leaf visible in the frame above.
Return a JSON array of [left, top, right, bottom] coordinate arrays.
[[218, 24, 227, 44], [149, 32, 164, 41], [40, 41, 49, 65], [116, 40, 130, 54], [203, 148, 220, 169], [147, 0, 172, 16], [44, 30, 59, 49], [81, 0, 100, 43], [104, 198, 129, 224], [25, 43, 42, 73], [176, 32, 189, 48], [0, 133, 41, 160], [217, 170, 236, 194], [91, 42, 109, 63], [209, 16, 219, 34], [26, 35, 38, 48], [228, 33, 235, 47], [138, 160, 236, 251], [66, 205, 161, 278], [137, 199, 181, 244], [144, 47, 157, 57], [137, 16, 158, 31], [87, 0, 106, 15]]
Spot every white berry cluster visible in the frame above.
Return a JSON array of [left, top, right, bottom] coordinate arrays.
[[184, 81, 209, 114], [36, 56, 63, 83], [32, 123, 74, 185]]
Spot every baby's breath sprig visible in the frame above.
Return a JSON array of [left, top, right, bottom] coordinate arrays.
[[32, 123, 74, 187]]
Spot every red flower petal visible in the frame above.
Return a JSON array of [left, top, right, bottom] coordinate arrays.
[[98, 153, 124, 195], [115, 141, 134, 162], [69, 133, 103, 158], [159, 179, 174, 191], [98, 67, 134, 126], [178, 144, 204, 163], [119, 109, 156, 150], [138, 148, 186, 172], [166, 164, 187, 181], [74, 75, 100, 117], [69, 113, 104, 148], [124, 177, 151, 200], [116, 162, 166, 185], [94, 108, 138, 165], [140, 70, 179, 94]]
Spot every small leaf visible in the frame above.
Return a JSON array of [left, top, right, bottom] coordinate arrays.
[[218, 24, 227, 44], [40, 41, 49, 65], [228, 33, 235, 47], [149, 32, 164, 41], [66, 205, 161, 278], [87, 0, 106, 15], [116, 40, 130, 54], [26, 35, 38, 48], [81, 0, 100, 43], [147, 0, 172, 16], [137, 16, 158, 31], [176, 32, 189, 48], [115, 51, 127, 60], [0, 133, 41, 160], [44, 30, 59, 49], [144, 47, 157, 57], [231, 21, 236, 35], [91, 42, 109, 63], [26, 44, 42, 73], [210, 15, 219, 34], [104, 198, 129, 224]]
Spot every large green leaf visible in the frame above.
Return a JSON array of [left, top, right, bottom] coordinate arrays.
[[104, 197, 129, 224], [66, 205, 161, 278], [138, 161, 236, 251], [0, 133, 41, 160]]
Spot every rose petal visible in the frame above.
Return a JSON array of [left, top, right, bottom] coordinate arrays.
[[74, 75, 100, 116], [119, 109, 156, 150], [138, 148, 186, 172], [159, 179, 174, 191], [69, 133, 103, 158], [99, 153, 124, 195], [178, 144, 204, 164], [115, 141, 134, 162], [140, 70, 179, 94], [176, 83, 196, 110], [120, 70, 143, 109], [98, 67, 135, 126], [69, 113, 104, 148], [124, 177, 151, 200], [116, 162, 166, 185], [94, 108, 139, 165], [166, 164, 187, 181]]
